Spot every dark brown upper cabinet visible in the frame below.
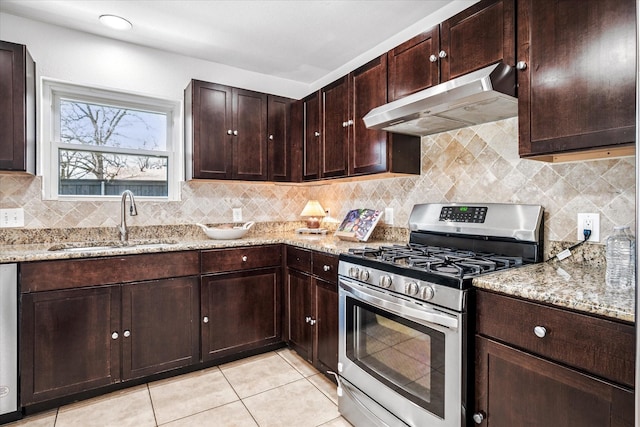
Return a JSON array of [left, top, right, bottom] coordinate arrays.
[[0, 40, 35, 173], [517, 0, 636, 161], [388, 0, 515, 102], [185, 80, 268, 180], [303, 55, 420, 181], [267, 95, 292, 182], [302, 91, 321, 181]]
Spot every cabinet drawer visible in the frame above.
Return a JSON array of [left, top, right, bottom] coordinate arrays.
[[286, 246, 312, 272], [201, 245, 281, 274], [312, 252, 338, 284], [21, 251, 200, 293], [476, 290, 635, 388]]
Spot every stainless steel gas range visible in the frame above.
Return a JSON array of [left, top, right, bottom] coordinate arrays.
[[336, 203, 544, 427]]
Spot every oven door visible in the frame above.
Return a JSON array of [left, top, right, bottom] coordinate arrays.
[[338, 277, 463, 427]]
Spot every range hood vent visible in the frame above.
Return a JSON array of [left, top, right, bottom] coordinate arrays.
[[363, 63, 517, 137]]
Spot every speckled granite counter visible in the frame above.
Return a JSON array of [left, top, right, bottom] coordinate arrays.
[[0, 232, 400, 263], [473, 260, 635, 324], [1, 228, 634, 324]]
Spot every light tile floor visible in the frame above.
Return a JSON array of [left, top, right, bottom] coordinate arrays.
[[7, 349, 352, 427]]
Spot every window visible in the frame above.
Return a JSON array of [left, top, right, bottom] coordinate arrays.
[[42, 80, 181, 200]]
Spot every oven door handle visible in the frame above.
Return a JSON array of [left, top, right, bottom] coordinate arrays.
[[339, 279, 458, 330]]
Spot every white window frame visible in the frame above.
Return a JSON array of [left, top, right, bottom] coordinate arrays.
[[41, 79, 182, 201]]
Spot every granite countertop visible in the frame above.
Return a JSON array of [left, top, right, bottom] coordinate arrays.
[[473, 260, 635, 324], [1, 231, 635, 323]]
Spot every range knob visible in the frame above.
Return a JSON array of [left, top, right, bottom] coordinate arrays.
[[359, 269, 370, 281], [349, 267, 360, 279], [420, 285, 435, 301], [405, 282, 419, 296], [379, 275, 392, 288]]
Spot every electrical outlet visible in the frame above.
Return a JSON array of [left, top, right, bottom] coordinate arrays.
[[384, 208, 394, 225], [0, 208, 25, 228], [577, 213, 600, 242], [232, 208, 242, 222]]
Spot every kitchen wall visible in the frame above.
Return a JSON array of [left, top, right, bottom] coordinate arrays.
[[0, 12, 635, 245], [1, 116, 635, 245]]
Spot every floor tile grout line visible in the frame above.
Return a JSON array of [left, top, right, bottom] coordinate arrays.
[[146, 383, 159, 427]]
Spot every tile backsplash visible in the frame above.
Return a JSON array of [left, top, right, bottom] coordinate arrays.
[[0, 118, 635, 244]]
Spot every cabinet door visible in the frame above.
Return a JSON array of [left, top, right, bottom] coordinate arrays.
[[201, 269, 281, 361], [0, 41, 35, 173], [440, 0, 515, 81], [321, 76, 349, 178], [20, 286, 121, 405], [387, 27, 440, 101], [517, 0, 636, 157], [232, 88, 268, 180], [475, 337, 635, 427], [267, 95, 292, 182], [313, 279, 338, 374], [350, 55, 388, 176], [303, 91, 321, 181], [121, 277, 199, 381], [190, 81, 233, 179], [285, 269, 313, 361]]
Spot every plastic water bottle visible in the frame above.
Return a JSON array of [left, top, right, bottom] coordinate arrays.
[[605, 226, 636, 288]]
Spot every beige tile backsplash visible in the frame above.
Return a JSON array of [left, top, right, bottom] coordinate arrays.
[[0, 118, 635, 244]]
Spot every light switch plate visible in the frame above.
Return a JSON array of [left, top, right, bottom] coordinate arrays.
[[0, 208, 25, 228], [232, 208, 243, 222], [384, 208, 394, 225]]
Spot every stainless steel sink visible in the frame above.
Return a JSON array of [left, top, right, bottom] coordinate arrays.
[[48, 239, 179, 252]]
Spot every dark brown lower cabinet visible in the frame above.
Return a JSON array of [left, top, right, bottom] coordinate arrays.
[[475, 337, 634, 427], [201, 268, 281, 361], [121, 277, 200, 380], [285, 247, 339, 375], [20, 277, 200, 406]]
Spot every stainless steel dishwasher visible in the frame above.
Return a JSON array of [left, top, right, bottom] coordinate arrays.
[[0, 263, 19, 422]]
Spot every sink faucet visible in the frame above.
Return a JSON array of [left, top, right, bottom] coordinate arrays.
[[119, 190, 138, 242]]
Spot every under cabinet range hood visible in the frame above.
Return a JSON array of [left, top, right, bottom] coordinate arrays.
[[363, 62, 517, 136]]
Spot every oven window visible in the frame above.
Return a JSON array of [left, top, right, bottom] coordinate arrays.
[[346, 297, 446, 418]]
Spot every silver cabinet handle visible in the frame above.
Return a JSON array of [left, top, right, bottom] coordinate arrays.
[[305, 316, 312, 323], [111, 332, 119, 340], [314, 131, 320, 137], [473, 411, 485, 424], [438, 50, 447, 58], [309, 318, 316, 326], [323, 265, 331, 272], [227, 129, 233, 135], [429, 54, 438, 63], [533, 325, 547, 338], [516, 61, 527, 70], [342, 121, 348, 128], [242, 255, 248, 262], [268, 134, 274, 140], [123, 330, 131, 338], [203, 316, 209, 323], [233, 130, 238, 136], [347, 119, 354, 126]]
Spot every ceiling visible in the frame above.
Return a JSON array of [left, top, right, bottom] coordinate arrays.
[[0, 0, 475, 86]]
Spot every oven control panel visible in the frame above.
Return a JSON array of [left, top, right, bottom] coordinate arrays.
[[339, 261, 465, 312], [439, 206, 487, 223]]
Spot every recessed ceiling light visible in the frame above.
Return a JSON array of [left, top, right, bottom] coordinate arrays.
[[99, 14, 132, 31]]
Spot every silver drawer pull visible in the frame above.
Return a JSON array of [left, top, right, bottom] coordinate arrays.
[[203, 316, 209, 324], [123, 330, 131, 338], [111, 332, 119, 340], [533, 325, 547, 338], [323, 265, 331, 271], [242, 255, 248, 262]]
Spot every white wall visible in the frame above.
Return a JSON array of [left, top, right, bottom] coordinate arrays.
[[0, 12, 309, 101]]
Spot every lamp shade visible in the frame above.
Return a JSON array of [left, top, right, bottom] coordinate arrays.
[[300, 200, 326, 229]]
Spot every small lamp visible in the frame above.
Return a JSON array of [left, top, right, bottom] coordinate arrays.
[[300, 200, 326, 229]]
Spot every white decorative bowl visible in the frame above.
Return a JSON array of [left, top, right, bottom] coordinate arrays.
[[196, 222, 254, 240]]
